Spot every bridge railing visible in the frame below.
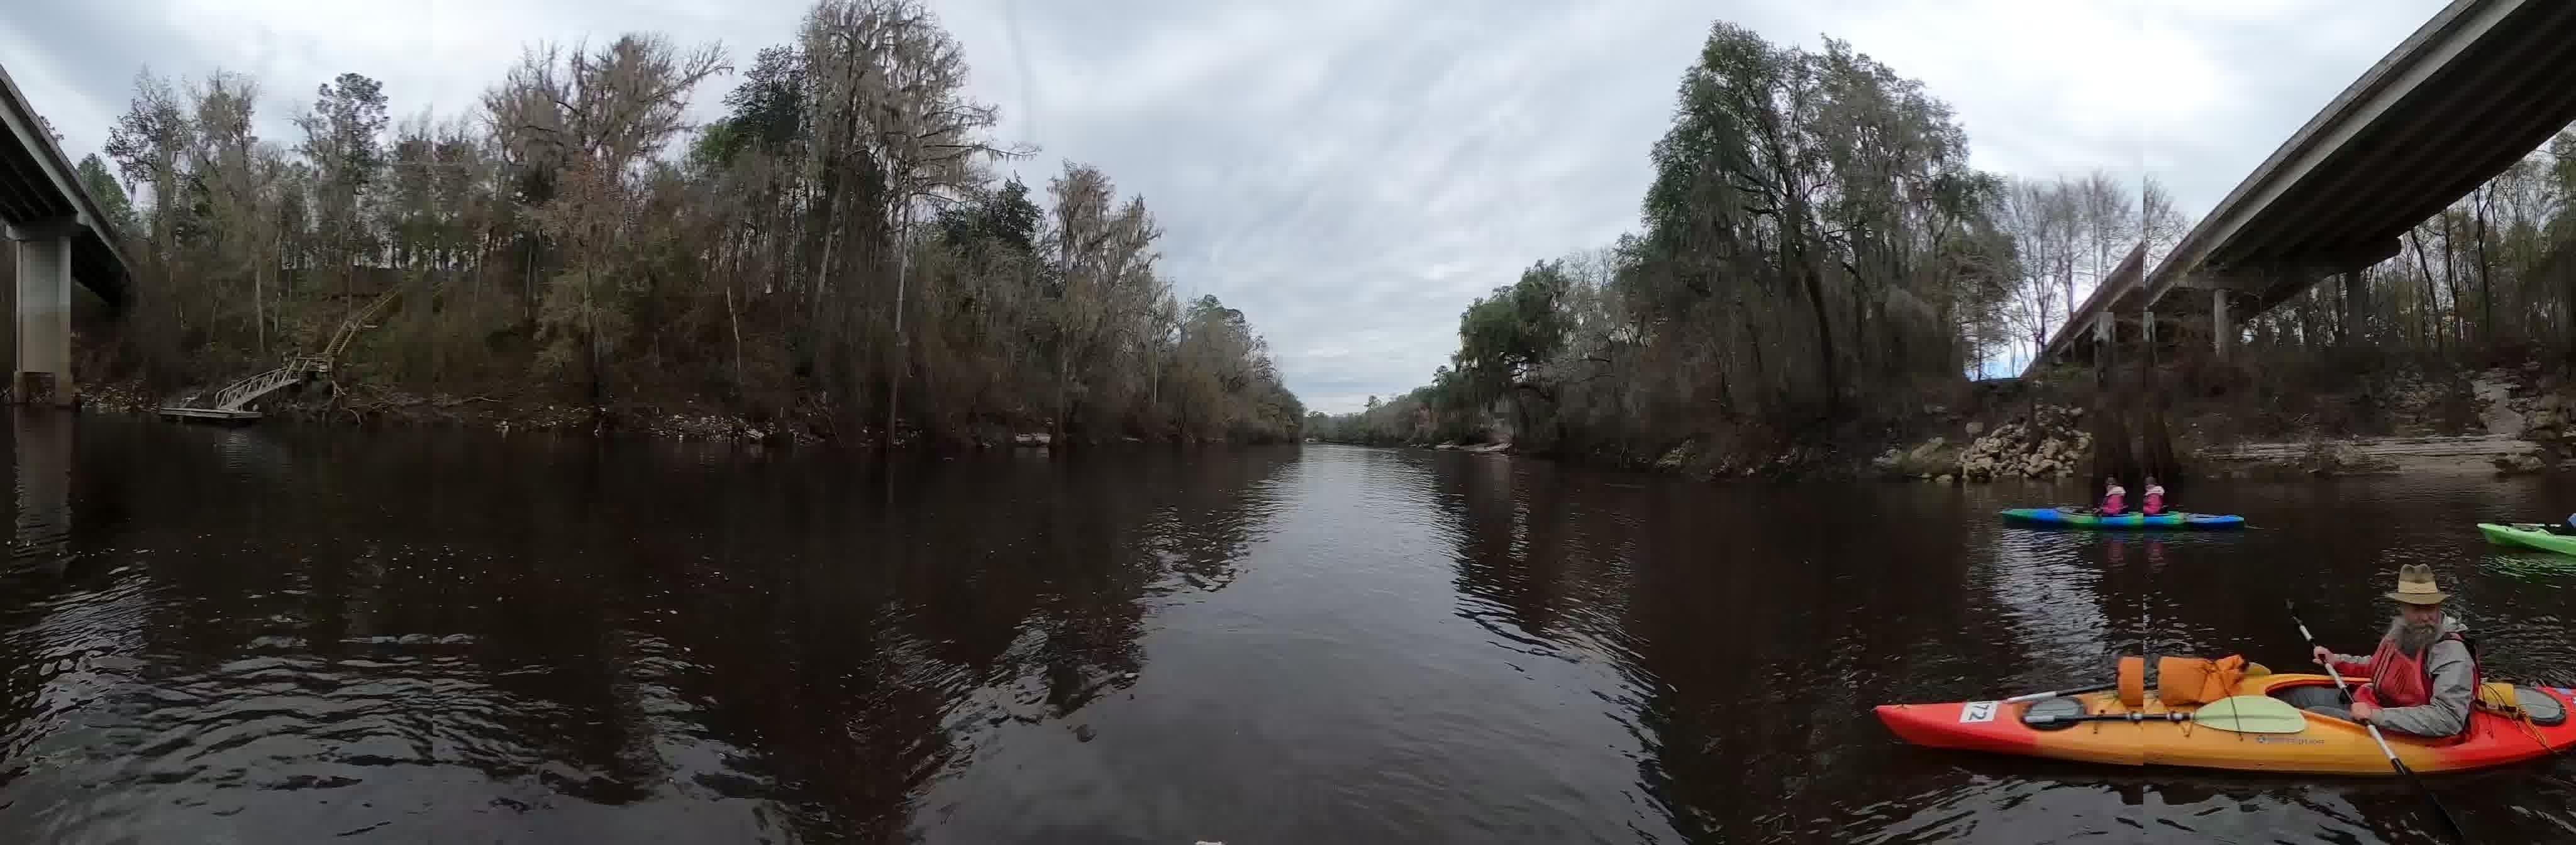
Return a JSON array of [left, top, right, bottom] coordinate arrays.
[[208, 356, 331, 412], [209, 365, 298, 411]]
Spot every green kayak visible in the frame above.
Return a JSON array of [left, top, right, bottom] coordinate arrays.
[[2479, 522, 2576, 556]]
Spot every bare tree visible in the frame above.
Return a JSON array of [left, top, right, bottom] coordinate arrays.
[[77, 1, 1323, 445], [2079, 168, 2134, 301]]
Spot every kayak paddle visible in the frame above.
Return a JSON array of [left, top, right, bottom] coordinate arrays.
[[2021, 695, 2306, 733], [2288, 600, 2468, 842], [2000, 682, 2116, 705]]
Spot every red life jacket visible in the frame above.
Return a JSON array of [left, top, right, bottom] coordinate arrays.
[[2101, 489, 2126, 515], [2141, 487, 2165, 516], [2348, 631, 2480, 736]]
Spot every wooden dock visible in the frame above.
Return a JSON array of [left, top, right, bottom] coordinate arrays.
[[157, 406, 262, 424]]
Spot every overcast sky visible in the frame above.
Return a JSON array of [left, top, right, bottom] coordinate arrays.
[[3, 1, 2446, 413]]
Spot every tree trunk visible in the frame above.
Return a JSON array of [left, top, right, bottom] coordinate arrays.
[[255, 237, 269, 356], [2441, 215, 2463, 348], [2474, 191, 2494, 343], [1785, 233, 1838, 416], [2564, 247, 2576, 367], [2062, 258, 2075, 333], [884, 204, 912, 450], [726, 283, 744, 388], [1734, 291, 1765, 417], [523, 239, 541, 328], [1053, 335, 1070, 445], [586, 268, 603, 407], [2410, 227, 2438, 355]]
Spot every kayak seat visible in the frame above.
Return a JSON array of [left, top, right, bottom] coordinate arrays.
[[2267, 682, 2458, 744], [2021, 697, 2087, 730], [2272, 683, 2348, 719], [2268, 680, 2569, 732]]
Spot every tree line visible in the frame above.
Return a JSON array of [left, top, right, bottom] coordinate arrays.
[[1311, 19, 2576, 461], [67, 0, 1304, 444], [1317, 23, 2039, 456]]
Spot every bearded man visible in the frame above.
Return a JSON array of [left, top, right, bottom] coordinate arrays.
[[2287, 564, 2480, 737]]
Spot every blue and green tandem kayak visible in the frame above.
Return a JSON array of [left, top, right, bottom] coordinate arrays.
[[1999, 507, 2245, 529]]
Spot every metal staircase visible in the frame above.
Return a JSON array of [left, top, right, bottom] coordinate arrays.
[[158, 285, 409, 422], [205, 356, 331, 411]]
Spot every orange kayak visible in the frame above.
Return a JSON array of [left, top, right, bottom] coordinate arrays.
[[1875, 672, 2576, 775]]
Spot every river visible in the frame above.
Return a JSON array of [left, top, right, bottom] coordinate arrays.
[[9, 412, 2576, 843]]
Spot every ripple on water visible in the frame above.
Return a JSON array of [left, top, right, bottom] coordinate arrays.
[[22, 429, 2576, 842]]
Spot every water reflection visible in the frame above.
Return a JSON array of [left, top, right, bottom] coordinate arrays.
[[1411, 459, 2576, 843], [16, 426, 2576, 842], [0, 419, 1299, 842], [10, 409, 73, 569]]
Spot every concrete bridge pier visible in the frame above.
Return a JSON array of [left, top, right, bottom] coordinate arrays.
[[7, 221, 74, 406]]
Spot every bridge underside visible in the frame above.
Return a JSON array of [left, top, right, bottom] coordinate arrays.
[[0, 147, 125, 299], [2042, 0, 2576, 372], [2162, 1, 2576, 300]]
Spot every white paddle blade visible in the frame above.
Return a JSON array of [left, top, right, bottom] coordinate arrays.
[[2190, 695, 2309, 734]]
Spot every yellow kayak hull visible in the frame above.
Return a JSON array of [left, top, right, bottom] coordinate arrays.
[[1876, 673, 2576, 775]]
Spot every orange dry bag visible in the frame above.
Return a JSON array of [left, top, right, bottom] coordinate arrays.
[[2156, 654, 2247, 706], [2117, 656, 2146, 707]]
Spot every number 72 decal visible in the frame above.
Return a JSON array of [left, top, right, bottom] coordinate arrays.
[[1959, 700, 1999, 723]]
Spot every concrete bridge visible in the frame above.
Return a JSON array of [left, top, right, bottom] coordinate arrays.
[[3, 61, 131, 406], [2033, 0, 2576, 372]]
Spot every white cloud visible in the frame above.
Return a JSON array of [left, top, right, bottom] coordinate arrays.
[[1, 0, 2455, 416]]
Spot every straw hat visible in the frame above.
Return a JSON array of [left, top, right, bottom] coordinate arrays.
[[2385, 563, 2448, 605]]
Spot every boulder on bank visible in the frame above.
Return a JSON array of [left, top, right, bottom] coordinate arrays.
[[1951, 404, 2091, 482], [1875, 436, 1961, 480], [2496, 453, 2548, 476]]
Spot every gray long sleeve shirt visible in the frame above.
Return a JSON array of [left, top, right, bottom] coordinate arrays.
[[2327, 616, 2475, 737]]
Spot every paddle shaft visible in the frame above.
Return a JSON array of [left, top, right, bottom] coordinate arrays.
[[2290, 614, 2403, 759], [2002, 683, 2115, 705], [2026, 710, 2192, 726], [2289, 604, 2469, 842]]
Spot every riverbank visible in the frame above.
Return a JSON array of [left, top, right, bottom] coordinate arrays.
[[81, 357, 2576, 473], [1869, 361, 2574, 484], [1336, 358, 2576, 485], [72, 378, 1265, 450], [77, 379, 831, 444]]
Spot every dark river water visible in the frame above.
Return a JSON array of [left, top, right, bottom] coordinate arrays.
[[12, 412, 2576, 843]]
